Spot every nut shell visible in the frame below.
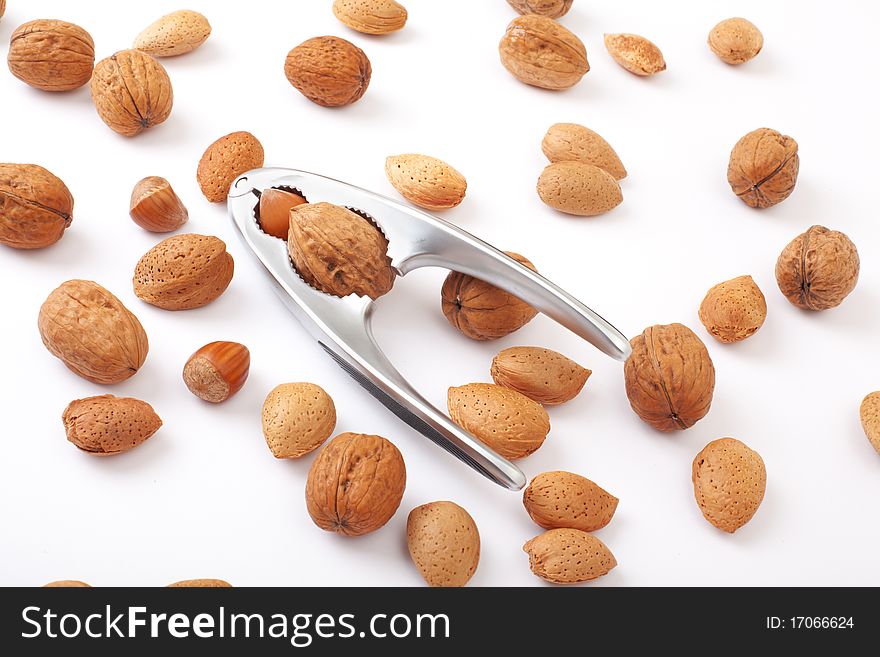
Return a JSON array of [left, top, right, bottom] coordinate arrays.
[[698, 275, 767, 343], [133, 233, 234, 310], [523, 471, 618, 532], [441, 251, 538, 340], [258, 188, 307, 239], [0, 163, 73, 249], [333, 0, 408, 35], [385, 154, 467, 210], [197, 131, 265, 203], [537, 161, 623, 216], [624, 323, 715, 432], [727, 127, 798, 209], [507, 0, 573, 18], [262, 382, 337, 458], [499, 14, 589, 90], [288, 202, 395, 300], [523, 528, 616, 584], [167, 579, 232, 588], [38, 280, 148, 384], [183, 341, 250, 403], [447, 383, 550, 460], [491, 346, 590, 405], [285, 36, 371, 107], [541, 123, 627, 180], [860, 392, 880, 455], [305, 432, 406, 536], [133, 10, 212, 57], [708, 18, 763, 65], [775, 225, 859, 311], [604, 33, 666, 76], [44, 580, 91, 588], [692, 438, 766, 533], [129, 176, 188, 232], [91, 49, 173, 137], [7, 19, 95, 91], [62, 394, 162, 455], [407, 501, 480, 587]]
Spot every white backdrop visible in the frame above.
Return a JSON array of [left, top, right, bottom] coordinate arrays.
[[1, 0, 878, 587]]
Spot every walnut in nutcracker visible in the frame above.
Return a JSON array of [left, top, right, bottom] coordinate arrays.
[[727, 128, 799, 208], [0, 163, 73, 249], [624, 323, 715, 431], [288, 202, 395, 299]]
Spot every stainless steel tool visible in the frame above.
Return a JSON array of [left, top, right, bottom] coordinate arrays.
[[228, 167, 631, 491]]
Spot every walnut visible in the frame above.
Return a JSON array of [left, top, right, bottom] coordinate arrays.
[[624, 323, 715, 432], [727, 128, 799, 208], [7, 19, 95, 91], [775, 225, 859, 310]]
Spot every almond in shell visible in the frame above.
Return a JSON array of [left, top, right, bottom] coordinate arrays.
[[692, 438, 766, 533], [708, 18, 763, 65], [859, 392, 880, 455], [44, 580, 91, 588], [541, 123, 627, 180], [491, 346, 590, 405], [38, 280, 148, 384], [407, 501, 480, 587], [499, 15, 588, 90], [285, 36, 371, 107], [604, 33, 666, 76], [197, 131, 265, 203], [133, 10, 212, 57], [523, 528, 616, 584], [133, 234, 234, 310], [167, 579, 232, 588], [523, 471, 617, 532], [698, 275, 767, 343], [0, 163, 73, 249], [537, 161, 623, 216], [447, 383, 550, 460], [385, 154, 467, 210], [62, 394, 162, 455], [333, 0, 408, 35], [262, 383, 337, 458]]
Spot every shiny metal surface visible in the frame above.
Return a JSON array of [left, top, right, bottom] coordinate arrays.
[[228, 167, 631, 491]]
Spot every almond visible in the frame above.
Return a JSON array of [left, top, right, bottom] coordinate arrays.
[[692, 438, 766, 533], [860, 392, 880, 455], [7, 19, 95, 91], [499, 15, 589, 90], [62, 394, 162, 455], [305, 432, 406, 536], [507, 0, 573, 19], [133, 234, 234, 310], [257, 188, 307, 239], [407, 501, 480, 587], [604, 33, 666, 76], [537, 161, 622, 216], [38, 280, 148, 384], [385, 154, 467, 210], [541, 123, 627, 180], [447, 383, 550, 460], [491, 346, 590, 405], [183, 342, 250, 403], [43, 580, 91, 588], [333, 0, 408, 35], [90, 50, 173, 137], [0, 163, 73, 249], [167, 579, 232, 588], [262, 383, 337, 458], [133, 10, 212, 57], [523, 528, 616, 584], [129, 176, 188, 233], [284, 36, 371, 107], [698, 275, 767, 343], [708, 18, 763, 65], [523, 471, 617, 532], [197, 131, 265, 203]]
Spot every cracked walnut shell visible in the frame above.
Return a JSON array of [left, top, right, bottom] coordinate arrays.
[[499, 14, 588, 90], [775, 225, 859, 311], [305, 432, 406, 536], [91, 49, 173, 137], [624, 323, 715, 432], [698, 275, 767, 343], [727, 128, 798, 208]]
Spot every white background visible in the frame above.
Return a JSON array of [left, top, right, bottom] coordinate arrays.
[[1, 0, 878, 587]]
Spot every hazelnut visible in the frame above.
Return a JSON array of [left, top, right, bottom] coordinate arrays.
[[698, 275, 767, 343], [727, 128, 799, 209], [258, 188, 307, 239], [129, 176, 188, 232], [182, 341, 250, 403], [624, 323, 715, 432], [775, 225, 859, 311]]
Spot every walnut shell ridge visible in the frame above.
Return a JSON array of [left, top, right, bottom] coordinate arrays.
[[624, 323, 715, 431], [775, 225, 859, 311]]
